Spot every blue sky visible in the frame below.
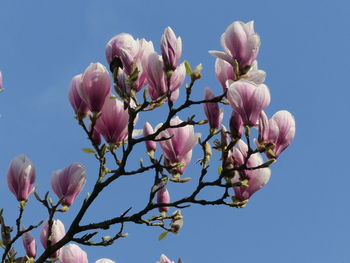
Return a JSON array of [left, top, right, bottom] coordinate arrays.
[[0, 0, 349, 262]]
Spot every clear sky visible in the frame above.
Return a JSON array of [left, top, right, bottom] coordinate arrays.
[[0, 0, 349, 262]]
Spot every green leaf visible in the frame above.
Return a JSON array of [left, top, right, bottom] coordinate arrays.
[[0, 89, 4, 93], [82, 148, 96, 154], [158, 231, 168, 241], [184, 61, 192, 76]]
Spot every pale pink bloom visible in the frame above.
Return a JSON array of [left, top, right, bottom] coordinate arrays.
[[158, 254, 175, 263], [146, 53, 185, 101], [22, 231, 36, 258], [68, 74, 89, 120], [95, 96, 136, 145], [246, 61, 266, 84], [7, 155, 36, 201], [59, 244, 88, 263], [203, 88, 223, 129], [51, 163, 86, 206], [161, 27, 182, 71], [40, 219, 66, 258], [260, 110, 296, 158], [230, 140, 271, 201], [157, 117, 200, 175], [229, 110, 243, 139], [210, 21, 260, 71], [95, 259, 116, 263], [143, 122, 156, 152], [227, 80, 270, 126], [80, 63, 111, 113], [106, 33, 140, 66], [257, 111, 269, 144], [157, 184, 170, 212]]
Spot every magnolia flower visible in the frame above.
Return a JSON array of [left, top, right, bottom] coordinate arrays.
[[59, 244, 88, 263], [146, 53, 185, 101], [157, 184, 170, 212], [157, 117, 200, 176], [161, 27, 182, 71], [51, 163, 87, 206], [229, 110, 243, 139], [210, 21, 260, 71], [157, 254, 175, 263], [229, 140, 271, 201], [40, 219, 66, 258], [95, 96, 135, 145], [7, 155, 36, 201], [226, 80, 270, 126], [68, 74, 89, 120], [22, 231, 36, 258], [143, 122, 157, 152], [79, 62, 111, 113], [203, 88, 223, 129], [258, 110, 296, 158]]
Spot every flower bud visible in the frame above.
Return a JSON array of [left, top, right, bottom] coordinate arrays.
[[80, 62, 111, 113], [227, 80, 270, 126], [157, 184, 170, 213], [170, 210, 183, 233], [51, 163, 87, 206], [161, 27, 182, 71], [22, 231, 36, 258], [229, 110, 243, 139], [59, 244, 88, 263], [7, 155, 36, 201], [267, 110, 296, 158], [210, 21, 260, 72], [95, 259, 116, 263], [40, 219, 65, 258], [68, 74, 89, 120], [143, 122, 156, 152], [203, 88, 223, 130]]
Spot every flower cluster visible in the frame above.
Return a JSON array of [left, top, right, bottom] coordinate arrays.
[[0, 20, 295, 263]]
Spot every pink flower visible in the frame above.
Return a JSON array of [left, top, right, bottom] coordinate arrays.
[[95, 96, 135, 145], [203, 88, 223, 130], [7, 155, 36, 201], [105, 33, 140, 67], [230, 140, 271, 201], [146, 53, 185, 101], [51, 163, 87, 206], [80, 63, 111, 113], [40, 219, 66, 258], [68, 74, 89, 120], [22, 231, 36, 258], [161, 27, 182, 71], [229, 110, 243, 139], [157, 117, 200, 175], [143, 122, 156, 152], [259, 110, 296, 158], [210, 21, 260, 71], [157, 184, 170, 213], [227, 80, 270, 126], [59, 244, 88, 263]]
